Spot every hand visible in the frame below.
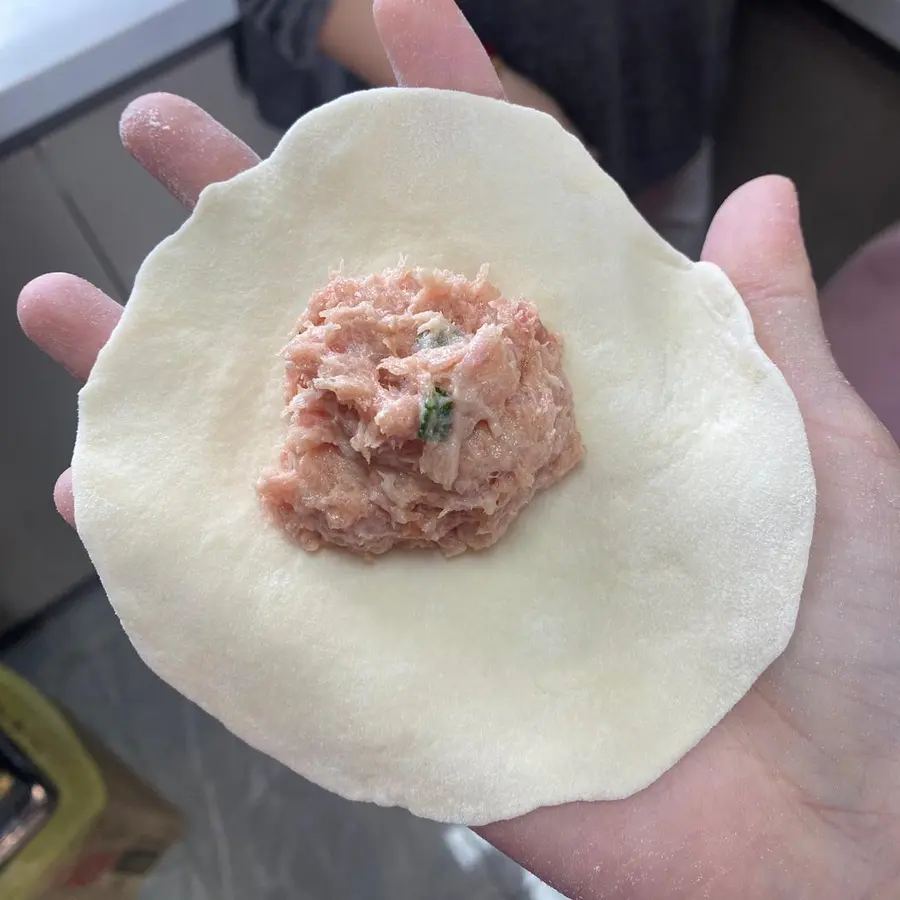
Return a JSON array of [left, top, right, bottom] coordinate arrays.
[[18, 1, 900, 897], [496, 63, 592, 153]]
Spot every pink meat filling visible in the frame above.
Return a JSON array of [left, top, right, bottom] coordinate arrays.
[[257, 266, 583, 556]]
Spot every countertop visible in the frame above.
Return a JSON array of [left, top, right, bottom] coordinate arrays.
[[0, 0, 239, 147]]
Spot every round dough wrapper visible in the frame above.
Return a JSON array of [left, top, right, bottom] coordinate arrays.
[[73, 87, 815, 825]]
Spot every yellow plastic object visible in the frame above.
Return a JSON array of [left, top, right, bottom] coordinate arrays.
[[0, 665, 107, 900]]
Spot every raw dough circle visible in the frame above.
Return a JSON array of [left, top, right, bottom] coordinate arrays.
[[73, 88, 815, 825]]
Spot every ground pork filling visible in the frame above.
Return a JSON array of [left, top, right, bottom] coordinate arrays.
[[257, 266, 584, 557]]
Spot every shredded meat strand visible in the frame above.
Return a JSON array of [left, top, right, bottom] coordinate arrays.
[[257, 265, 583, 557]]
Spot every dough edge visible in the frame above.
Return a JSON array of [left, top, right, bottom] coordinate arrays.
[[72, 88, 816, 824]]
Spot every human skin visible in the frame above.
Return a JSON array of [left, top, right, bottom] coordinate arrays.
[[17, 2, 900, 897]]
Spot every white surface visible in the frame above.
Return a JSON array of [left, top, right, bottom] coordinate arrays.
[[74, 88, 814, 824], [824, 0, 900, 50], [0, 0, 239, 145]]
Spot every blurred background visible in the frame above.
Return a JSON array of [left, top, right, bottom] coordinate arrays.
[[1, 0, 899, 896]]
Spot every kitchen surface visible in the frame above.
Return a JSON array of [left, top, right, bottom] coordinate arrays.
[[2, 0, 900, 896], [0, 0, 238, 145]]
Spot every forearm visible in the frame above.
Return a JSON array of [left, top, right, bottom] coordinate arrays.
[[318, 0, 395, 86]]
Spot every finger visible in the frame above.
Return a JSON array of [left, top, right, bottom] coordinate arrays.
[[120, 93, 259, 209], [373, 0, 505, 99], [18, 274, 122, 380], [703, 176, 898, 456], [701, 175, 840, 412], [54, 469, 76, 528], [820, 227, 900, 443]]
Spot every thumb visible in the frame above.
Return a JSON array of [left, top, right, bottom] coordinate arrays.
[[701, 176, 842, 416]]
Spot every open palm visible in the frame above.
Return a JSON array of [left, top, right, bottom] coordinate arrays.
[[18, 2, 900, 897]]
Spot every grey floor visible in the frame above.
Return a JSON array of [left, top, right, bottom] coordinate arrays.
[[1, 581, 563, 900]]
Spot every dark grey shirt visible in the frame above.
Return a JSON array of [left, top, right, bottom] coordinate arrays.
[[237, 0, 734, 196]]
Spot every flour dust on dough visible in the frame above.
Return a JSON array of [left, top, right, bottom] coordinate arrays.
[[73, 88, 815, 825]]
